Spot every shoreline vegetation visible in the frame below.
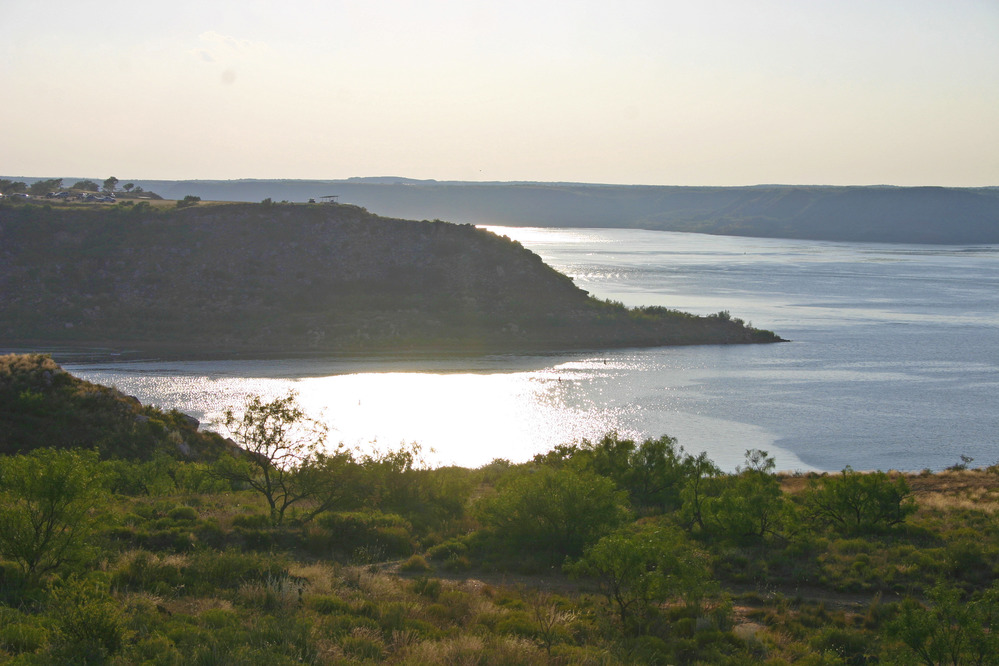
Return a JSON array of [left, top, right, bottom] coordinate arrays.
[[2, 354, 998, 664], [0, 200, 783, 359]]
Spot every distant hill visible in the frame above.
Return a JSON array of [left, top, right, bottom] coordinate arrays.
[[108, 179, 999, 245], [0, 202, 781, 358]]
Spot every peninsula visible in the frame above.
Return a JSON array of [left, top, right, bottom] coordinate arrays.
[[0, 201, 781, 358]]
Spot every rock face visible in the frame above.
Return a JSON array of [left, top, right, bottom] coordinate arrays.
[[0, 202, 782, 356]]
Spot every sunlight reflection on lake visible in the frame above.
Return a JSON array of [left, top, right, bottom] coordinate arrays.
[[66, 352, 807, 472], [62, 227, 999, 473]]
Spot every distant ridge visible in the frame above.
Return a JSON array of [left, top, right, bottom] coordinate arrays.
[[6, 178, 997, 244]]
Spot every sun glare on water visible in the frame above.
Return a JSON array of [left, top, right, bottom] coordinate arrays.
[[293, 366, 629, 467]]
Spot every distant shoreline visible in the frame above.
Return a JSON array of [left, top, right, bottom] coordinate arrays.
[[6, 178, 995, 244]]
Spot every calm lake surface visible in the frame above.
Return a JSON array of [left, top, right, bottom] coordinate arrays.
[[64, 228, 999, 473]]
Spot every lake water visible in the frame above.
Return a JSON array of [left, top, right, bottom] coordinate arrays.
[[63, 228, 999, 473]]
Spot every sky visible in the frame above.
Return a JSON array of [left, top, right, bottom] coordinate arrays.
[[2, 0, 998, 186]]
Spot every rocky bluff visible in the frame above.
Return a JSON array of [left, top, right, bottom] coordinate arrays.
[[0, 202, 782, 356]]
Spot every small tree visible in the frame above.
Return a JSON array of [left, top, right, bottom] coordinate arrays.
[[478, 466, 629, 563], [122, 183, 134, 193], [28, 178, 63, 196], [886, 582, 999, 665], [177, 194, 201, 208], [803, 467, 916, 534], [569, 522, 715, 632], [700, 449, 786, 541], [71, 179, 99, 192], [0, 179, 27, 195], [102, 176, 119, 195], [0, 449, 107, 585], [215, 392, 347, 526], [679, 451, 723, 531]]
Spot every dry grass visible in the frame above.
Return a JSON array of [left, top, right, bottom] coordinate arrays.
[[907, 469, 999, 513], [780, 469, 999, 513], [288, 562, 342, 596]]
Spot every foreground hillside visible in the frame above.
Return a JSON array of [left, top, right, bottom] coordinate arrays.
[[1, 355, 997, 664], [0, 201, 780, 357], [133, 179, 999, 245]]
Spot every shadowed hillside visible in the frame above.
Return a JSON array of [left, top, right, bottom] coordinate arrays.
[[0, 201, 781, 357], [0, 353, 227, 458]]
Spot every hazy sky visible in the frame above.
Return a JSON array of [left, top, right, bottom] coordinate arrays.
[[3, 0, 997, 186]]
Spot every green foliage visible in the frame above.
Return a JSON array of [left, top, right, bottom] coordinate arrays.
[[569, 522, 715, 632], [28, 178, 63, 196], [359, 445, 468, 530], [71, 179, 99, 192], [400, 554, 431, 572], [102, 176, 119, 195], [176, 194, 201, 208], [316, 510, 415, 560], [886, 582, 999, 665], [0, 179, 28, 194], [545, 433, 708, 513], [699, 449, 787, 541], [47, 575, 127, 664], [678, 451, 723, 530], [0, 449, 107, 585], [478, 465, 630, 563], [803, 467, 917, 534]]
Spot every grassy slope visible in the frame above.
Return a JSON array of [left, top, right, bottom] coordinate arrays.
[[1, 357, 996, 663]]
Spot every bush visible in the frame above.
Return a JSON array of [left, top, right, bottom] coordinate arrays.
[[0, 448, 108, 585], [477, 466, 629, 563], [47, 575, 126, 664], [426, 537, 468, 561], [699, 450, 786, 541], [167, 505, 198, 522], [804, 467, 916, 534], [305, 594, 351, 615], [316, 510, 415, 559], [0, 615, 48, 654], [400, 554, 432, 572], [568, 522, 715, 632]]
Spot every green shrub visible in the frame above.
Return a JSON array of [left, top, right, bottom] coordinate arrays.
[[441, 555, 472, 572], [232, 513, 271, 529], [182, 550, 288, 594], [200, 608, 240, 629], [167, 506, 198, 522], [0, 617, 48, 654], [804, 468, 916, 534], [411, 576, 443, 599], [477, 466, 629, 563], [317, 510, 415, 559], [0, 448, 108, 585], [426, 537, 468, 561], [319, 613, 379, 637], [496, 610, 537, 638], [111, 550, 184, 594], [305, 594, 351, 615], [48, 575, 126, 664], [400, 554, 431, 572], [341, 633, 385, 660]]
